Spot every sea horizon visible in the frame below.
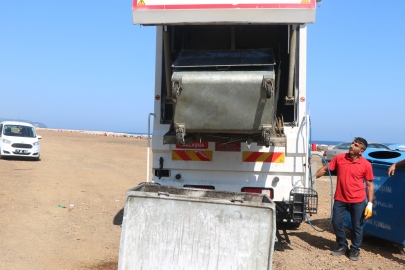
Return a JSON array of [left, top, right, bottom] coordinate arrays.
[[311, 140, 398, 146], [120, 136, 397, 146]]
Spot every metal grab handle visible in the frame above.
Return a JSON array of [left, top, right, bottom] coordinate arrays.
[[147, 113, 156, 183], [158, 192, 170, 196], [231, 199, 243, 203]]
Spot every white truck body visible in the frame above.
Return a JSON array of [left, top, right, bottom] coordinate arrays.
[[134, 0, 318, 223], [132, 0, 316, 24]]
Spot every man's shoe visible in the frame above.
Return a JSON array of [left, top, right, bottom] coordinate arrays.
[[331, 245, 347, 256], [349, 248, 360, 261]]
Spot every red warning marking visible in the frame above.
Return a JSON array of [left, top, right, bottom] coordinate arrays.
[[243, 152, 284, 163], [155, 95, 161, 100], [195, 151, 209, 161], [176, 142, 208, 149], [300, 97, 305, 102], [243, 152, 264, 162], [174, 150, 192, 161], [172, 150, 212, 161]]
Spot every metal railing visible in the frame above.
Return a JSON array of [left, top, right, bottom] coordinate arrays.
[[147, 113, 155, 182]]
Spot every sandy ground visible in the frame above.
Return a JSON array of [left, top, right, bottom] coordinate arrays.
[[0, 130, 404, 270]]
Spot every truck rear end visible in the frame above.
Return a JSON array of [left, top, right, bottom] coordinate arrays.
[[136, 0, 319, 225], [119, 2, 320, 269]]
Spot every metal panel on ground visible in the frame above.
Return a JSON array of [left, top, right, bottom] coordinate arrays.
[[119, 184, 276, 270]]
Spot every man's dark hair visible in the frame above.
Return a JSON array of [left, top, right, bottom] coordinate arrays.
[[354, 137, 368, 150]]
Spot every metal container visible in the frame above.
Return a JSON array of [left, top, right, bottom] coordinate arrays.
[[118, 184, 276, 270], [171, 49, 276, 134], [344, 150, 405, 248]]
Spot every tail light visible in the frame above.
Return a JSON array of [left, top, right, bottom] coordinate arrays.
[[183, 185, 215, 190], [323, 151, 326, 156], [242, 188, 273, 199]]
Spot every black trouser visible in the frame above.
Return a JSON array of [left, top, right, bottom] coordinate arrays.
[[332, 199, 367, 250]]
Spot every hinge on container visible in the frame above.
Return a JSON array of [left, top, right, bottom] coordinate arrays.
[[172, 81, 182, 100], [263, 79, 274, 99], [175, 124, 186, 145], [262, 125, 272, 147]]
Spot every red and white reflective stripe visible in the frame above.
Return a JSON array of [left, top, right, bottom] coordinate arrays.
[[172, 150, 212, 161], [243, 152, 284, 163]]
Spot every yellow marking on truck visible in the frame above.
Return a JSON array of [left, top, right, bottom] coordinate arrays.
[[138, 0, 145, 6], [172, 150, 212, 161], [301, 0, 310, 3], [243, 152, 284, 163]]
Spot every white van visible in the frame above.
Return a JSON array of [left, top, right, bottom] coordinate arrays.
[[0, 121, 41, 161]]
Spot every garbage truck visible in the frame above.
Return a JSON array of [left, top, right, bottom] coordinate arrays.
[[119, 1, 320, 269]]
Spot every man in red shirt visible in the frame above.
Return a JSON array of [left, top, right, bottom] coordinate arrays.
[[316, 137, 374, 261]]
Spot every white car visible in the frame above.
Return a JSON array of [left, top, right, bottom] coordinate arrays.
[[0, 121, 41, 161]]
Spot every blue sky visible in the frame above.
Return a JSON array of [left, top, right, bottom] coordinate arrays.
[[1, 1, 404, 143]]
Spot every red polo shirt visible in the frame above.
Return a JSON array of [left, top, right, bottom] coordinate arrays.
[[328, 153, 374, 203]]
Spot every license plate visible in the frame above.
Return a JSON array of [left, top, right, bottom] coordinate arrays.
[[15, 149, 28, 154]]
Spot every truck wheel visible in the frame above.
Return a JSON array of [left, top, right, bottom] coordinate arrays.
[[290, 222, 301, 229], [277, 221, 301, 229], [400, 246, 405, 255]]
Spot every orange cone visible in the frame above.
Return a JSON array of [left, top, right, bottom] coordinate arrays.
[[104, 133, 107, 136]]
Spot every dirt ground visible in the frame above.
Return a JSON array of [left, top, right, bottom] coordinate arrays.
[[0, 130, 404, 270]]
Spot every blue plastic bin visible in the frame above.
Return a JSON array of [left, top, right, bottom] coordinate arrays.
[[344, 149, 405, 247]]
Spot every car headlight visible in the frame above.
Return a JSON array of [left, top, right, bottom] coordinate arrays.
[[2, 139, 11, 144], [33, 141, 40, 146]]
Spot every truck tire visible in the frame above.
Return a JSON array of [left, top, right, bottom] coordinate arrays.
[[277, 221, 301, 230]]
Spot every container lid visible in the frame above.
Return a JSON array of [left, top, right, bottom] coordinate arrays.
[[363, 148, 405, 165]]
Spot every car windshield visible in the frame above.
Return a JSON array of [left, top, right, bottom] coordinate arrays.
[[3, 125, 37, 138], [333, 142, 351, 150], [368, 143, 389, 149]]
